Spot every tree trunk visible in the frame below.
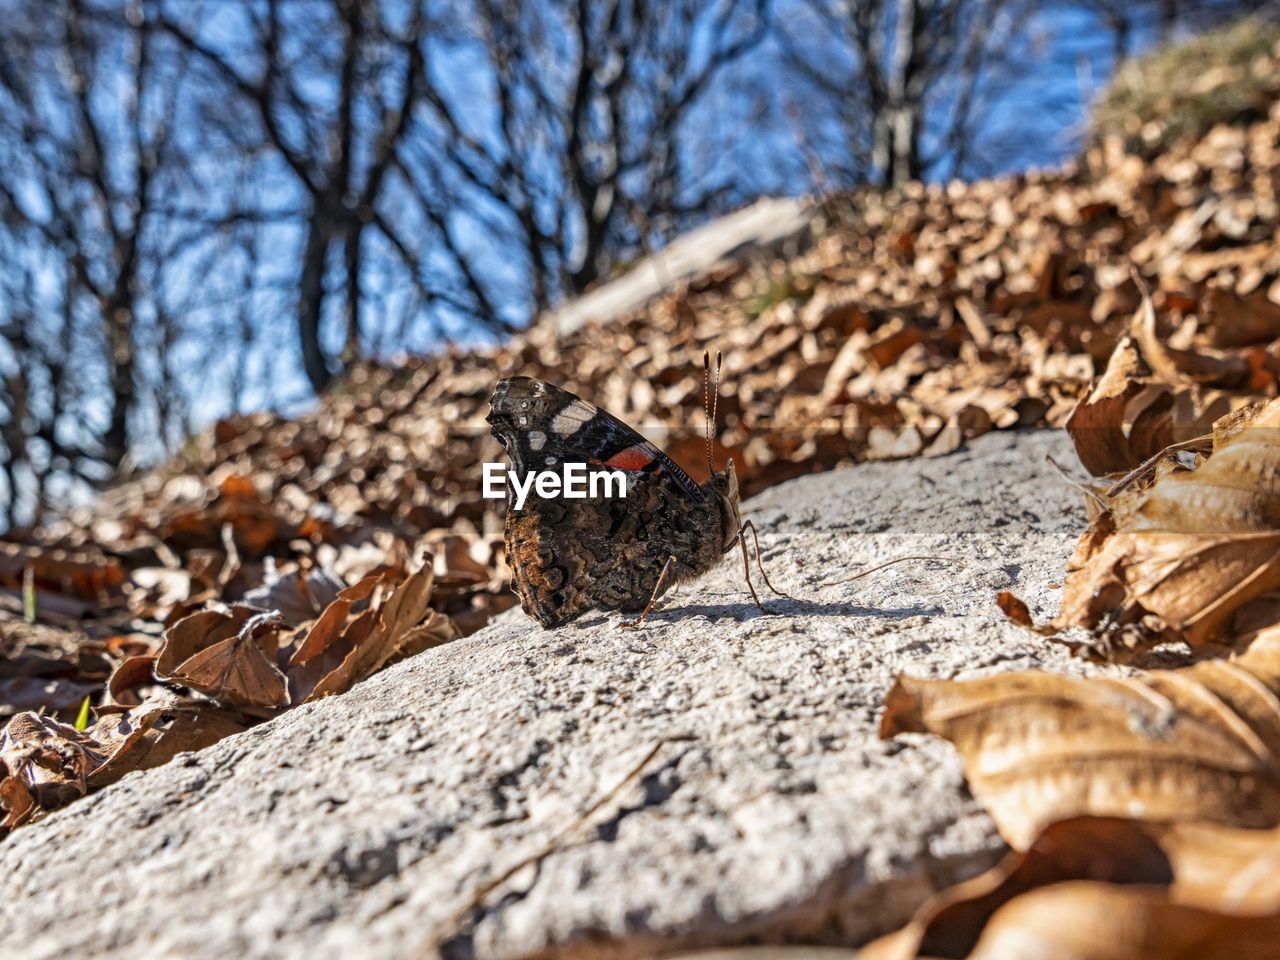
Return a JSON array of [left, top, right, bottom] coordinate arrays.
[[878, 0, 923, 188], [102, 304, 135, 471], [297, 209, 333, 394], [342, 224, 362, 367]]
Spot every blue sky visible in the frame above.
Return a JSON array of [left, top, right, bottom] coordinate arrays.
[[0, 0, 1222, 523]]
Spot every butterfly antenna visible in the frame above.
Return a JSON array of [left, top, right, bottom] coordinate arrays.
[[712, 351, 722, 441], [703, 350, 714, 477]]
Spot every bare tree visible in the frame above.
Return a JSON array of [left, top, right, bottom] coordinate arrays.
[[421, 0, 770, 301], [157, 1, 476, 395], [777, 0, 1034, 187], [0, 0, 203, 526], [781, 0, 1271, 188], [157, 0, 767, 393]]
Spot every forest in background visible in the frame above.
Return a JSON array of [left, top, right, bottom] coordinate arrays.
[[0, 0, 1258, 528]]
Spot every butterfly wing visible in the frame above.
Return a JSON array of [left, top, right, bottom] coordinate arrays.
[[486, 377, 715, 626], [487, 377, 704, 499]]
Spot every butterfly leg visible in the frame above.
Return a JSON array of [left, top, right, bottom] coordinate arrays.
[[621, 555, 679, 628], [738, 520, 794, 607]]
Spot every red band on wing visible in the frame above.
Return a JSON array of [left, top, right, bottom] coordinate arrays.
[[604, 446, 654, 471]]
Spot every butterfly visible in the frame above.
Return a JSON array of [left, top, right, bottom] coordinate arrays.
[[485, 354, 786, 627]]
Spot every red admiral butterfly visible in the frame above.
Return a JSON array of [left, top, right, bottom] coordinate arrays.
[[486, 355, 787, 627]]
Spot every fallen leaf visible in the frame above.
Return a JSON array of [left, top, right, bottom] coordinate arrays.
[[880, 625, 1280, 849], [1056, 396, 1280, 652], [169, 610, 289, 709], [963, 882, 1280, 960], [1132, 274, 1251, 387], [0, 775, 35, 829], [0, 712, 97, 809], [106, 655, 160, 706], [292, 566, 455, 703], [86, 698, 250, 788], [1063, 336, 1155, 475], [866, 812, 1280, 959], [861, 817, 1174, 959], [156, 605, 260, 676], [995, 592, 1034, 628]]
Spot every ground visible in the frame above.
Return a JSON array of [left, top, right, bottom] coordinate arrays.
[[0, 429, 1122, 960]]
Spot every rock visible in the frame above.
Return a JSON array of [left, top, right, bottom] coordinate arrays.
[[550, 197, 814, 334], [0, 430, 1095, 960]]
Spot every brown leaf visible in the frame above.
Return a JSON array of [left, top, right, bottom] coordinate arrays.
[[1065, 335, 1161, 475], [1132, 277, 1251, 387], [242, 562, 347, 623], [1056, 396, 1280, 650], [880, 627, 1280, 849], [860, 817, 1176, 960], [106, 655, 159, 706], [0, 694, 253, 832], [870, 816, 1280, 960], [0, 775, 35, 829], [942, 882, 1280, 960], [86, 698, 250, 788], [288, 595, 353, 667], [0, 712, 97, 810], [169, 610, 289, 708], [156, 605, 259, 676], [293, 566, 455, 703], [995, 592, 1033, 628]]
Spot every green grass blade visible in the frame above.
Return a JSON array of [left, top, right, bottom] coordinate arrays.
[[74, 696, 91, 732]]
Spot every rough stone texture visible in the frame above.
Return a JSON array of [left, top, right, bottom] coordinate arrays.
[[0, 430, 1099, 960], [549, 197, 813, 334]]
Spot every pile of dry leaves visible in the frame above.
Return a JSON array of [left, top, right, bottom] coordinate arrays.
[[8, 69, 1280, 840], [862, 283, 1280, 954], [0, 550, 454, 830]]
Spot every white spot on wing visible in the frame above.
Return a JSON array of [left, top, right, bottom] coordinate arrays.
[[550, 400, 596, 435], [528, 430, 546, 450]]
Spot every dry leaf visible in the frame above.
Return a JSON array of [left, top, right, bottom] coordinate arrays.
[[995, 592, 1034, 628], [1064, 332, 1229, 478], [0, 694, 251, 831], [0, 775, 35, 829], [292, 566, 455, 703], [1132, 276, 1251, 387], [169, 610, 289, 709], [861, 817, 1175, 959], [1056, 396, 1280, 652], [1065, 335, 1157, 475], [288, 594, 354, 667], [156, 605, 260, 676], [0, 711, 97, 809], [866, 812, 1280, 959], [881, 625, 1280, 848], [106, 655, 160, 706], [960, 881, 1280, 960], [87, 698, 250, 788]]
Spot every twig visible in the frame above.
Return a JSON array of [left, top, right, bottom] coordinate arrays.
[[822, 555, 962, 588], [1105, 434, 1212, 498], [1045, 455, 1109, 511], [430, 737, 674, 947]]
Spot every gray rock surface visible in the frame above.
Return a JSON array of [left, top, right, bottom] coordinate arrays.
[[550, 197, 814, 334], [0, 430, 1098, 960]]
